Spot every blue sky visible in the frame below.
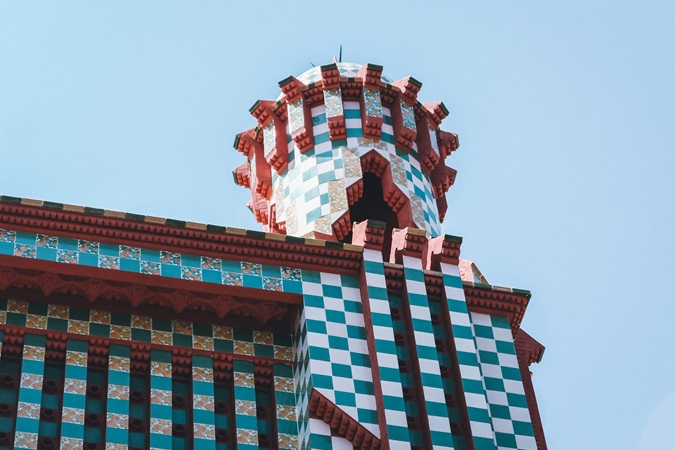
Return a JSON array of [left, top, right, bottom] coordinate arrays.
[[1, 2, 674, 448]]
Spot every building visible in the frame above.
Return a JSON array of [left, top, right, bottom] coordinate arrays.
[[0, 62, 547, 449]]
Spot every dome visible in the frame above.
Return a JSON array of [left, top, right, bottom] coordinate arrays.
[[295, 62, 394, 86]]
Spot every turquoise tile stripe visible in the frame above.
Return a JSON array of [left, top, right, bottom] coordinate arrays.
[[470, 313, 537, 450], [192, 354, 217, 448], [361, 248, 412, 449], [149, 349, 173, 450], [60, 339, 88, 448], [233, 359, 258, 450], [440, 262, 497, 450], [401, 255, 455, 450], [13, 333, 46, 450], [274, 364, 299, 450], [106, 344, 131, 448], [0, 228, 303, 294]]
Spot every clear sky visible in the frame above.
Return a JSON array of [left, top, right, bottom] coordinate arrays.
[[1, 2, 674, 448]]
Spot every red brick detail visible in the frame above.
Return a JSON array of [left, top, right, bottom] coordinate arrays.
[[249, 190, 270, 226], [357, 64, 384, 140], [327, 115, 347, 141], [0, 257, 299, 332], [341, 78, 362, 101], [379, 85, 397, 108], [389, 227, 427, 263], [45, 331, 67, 363], [308, 389, 381, 450], [351, 220, 386, 251], [389, 97, 417, 152], [436, 195, 448, 223], [277, 76, 314, 153], [1, 326, 25, 359], [250, 100, 288, 174], [360, 150, 413, 228], [320, 64, 341, 89], [232, 162, 251, 188], [423, 102, 449, 128], [430, 162, 457, 199], [438, 130, 459, 158], [346, 178, 364, 206], [332, 210, 352, 242], [423, 235, 463, 270], [415, 118, 440, 174], [213, 353, 234, 383], [172, 348, 192, 380], [88, 338, 109, 369], [515, 330, 548, 450], [233, 129, 260, 159], [0, 202, 363, 275], [463, 285, 530, 334], [392, 77, 421, 105], [130, 343, 151, 374]]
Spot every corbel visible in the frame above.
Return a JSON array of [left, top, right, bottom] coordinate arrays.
[[321, 64, 347, 140], [279, 76, 314, 153], [250, 100, 289, 173], [357, 64, 384, 139]]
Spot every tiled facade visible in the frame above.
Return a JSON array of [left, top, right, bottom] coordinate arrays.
[[0, 61, 547, 449]]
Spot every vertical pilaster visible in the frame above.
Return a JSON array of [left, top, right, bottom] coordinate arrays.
[[13, 333, 46, 449], [149, 349, 172, 449], [106, 344, 131, 448], [471, 313, 536, 450], [352, 220, 411, 450], [192, 354, 217, 448], [233, 359, 258, 449], [273, 363, 298, 449], [60, 339, 88, 448], [440, 261, 496, 450], [402, 254, 455, 450]]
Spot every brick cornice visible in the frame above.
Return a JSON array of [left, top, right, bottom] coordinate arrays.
[[0, 199, 363, 276], [309, 389, 380, 450]]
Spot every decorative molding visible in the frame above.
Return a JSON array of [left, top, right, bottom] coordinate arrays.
[[308, 389, 381, 450]]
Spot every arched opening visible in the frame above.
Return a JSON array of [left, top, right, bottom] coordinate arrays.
[[344, 172, 399, 258]]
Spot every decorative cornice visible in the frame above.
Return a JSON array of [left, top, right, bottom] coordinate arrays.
[[384, 263, 531, 333], [0, 198, 364, 276], [309, 389, 381, 450], [0, 257, 299, 333]]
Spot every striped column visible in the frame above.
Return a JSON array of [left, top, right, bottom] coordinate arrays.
[[60, 339, 88, 448], [106, 344, 131, 448], [273, 363, 298, 450], [402, 255, 454, 449], [440, 262, 496, 450], [192, 354, 216, 448], [149, 349, 173, 449], [233, 359, 258, 450], [13, 333, 47, 450], [361, 247, 411, 449]]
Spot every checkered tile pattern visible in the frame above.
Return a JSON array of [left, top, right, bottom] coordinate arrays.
[[361, 248, 411, 449], [440, 262, 497, 450], [293, 306, 312, 450], [60, 339, 88, 447], [301, 270, 379, 437], [192, 354, 217, 448], [0, 229, 303, 294], [13, 333, 46, 450], [307, 417, 355, 450], [233, 359, 258, 450], [401, 256, 454, 449], [274, 364, 299, 450], [0, 298, 293, 362], [470, 313, 536, 450], [149, 349, 173, 450], [106, 344, 131, 448]]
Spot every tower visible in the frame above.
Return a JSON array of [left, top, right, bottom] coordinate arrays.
[[0, 61, 547, 449]]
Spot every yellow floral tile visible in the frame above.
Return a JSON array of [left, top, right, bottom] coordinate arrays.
[[66, 350, 87, 367]]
